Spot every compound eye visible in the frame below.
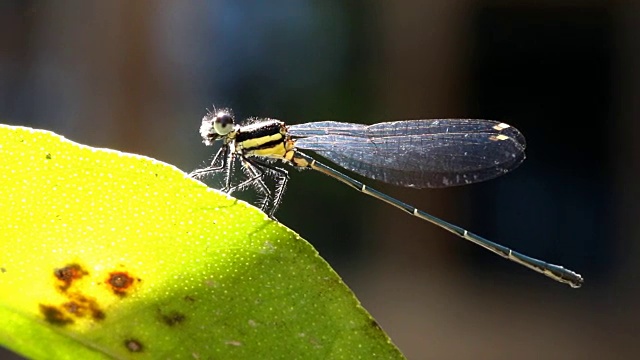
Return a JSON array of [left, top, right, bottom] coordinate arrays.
[[213, 113, 234, 135]]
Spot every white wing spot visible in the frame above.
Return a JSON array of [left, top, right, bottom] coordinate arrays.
[[489, 134, 510, 141], [493, 123, 510, 131]]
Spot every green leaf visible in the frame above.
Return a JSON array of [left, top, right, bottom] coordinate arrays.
[[0, 125, 404, 359]]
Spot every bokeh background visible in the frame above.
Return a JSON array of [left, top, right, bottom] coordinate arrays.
[[1, 1, 638, 359]]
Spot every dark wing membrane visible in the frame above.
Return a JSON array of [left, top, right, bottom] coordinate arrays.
[[290, 119, 526, 188], [288, 121, 367, 137], [289, 119, 525, 145]]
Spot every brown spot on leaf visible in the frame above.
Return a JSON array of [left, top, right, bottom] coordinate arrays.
[[159, 311, 186, 327], [62, 294, 106, 321], [54, 263, 88, 292], [46, 264, 106, 324], [107, 271, 136, 297], [125, 339, 144, 352], [40, 304, 74, 326]]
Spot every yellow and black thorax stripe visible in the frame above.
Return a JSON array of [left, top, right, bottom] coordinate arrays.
[[234, 120, 300, 163]]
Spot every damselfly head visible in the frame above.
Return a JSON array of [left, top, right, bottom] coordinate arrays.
[[199, 109, 235, 146]]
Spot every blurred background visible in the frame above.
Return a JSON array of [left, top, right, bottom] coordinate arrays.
[[1, 1, 637, 358]]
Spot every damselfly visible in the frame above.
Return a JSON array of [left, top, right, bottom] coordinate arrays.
[[190, 109, 583, 288]]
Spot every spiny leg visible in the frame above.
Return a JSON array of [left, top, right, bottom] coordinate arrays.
[[193, 148, 290, 218], [220, 151, 236, 192], [226, 161, 269, 195], [229, 157, 274, 213], [244, 157, 289, 217], [189, 145, 242, 193], [189, 145, 229, 179]]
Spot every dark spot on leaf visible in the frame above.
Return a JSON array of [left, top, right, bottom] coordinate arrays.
[[47, 264, 107, 323], [94, 309, 106, 320], [61, 294, 106, 321], [159, 311, 186, 327], [370, 319, 382, 331], [63, 301, 80, 314], [109, 272, 132, 288], [45, 153, 52, 159], [40, 304, 74, 326], [125, 339, 144, 352], [107, 271, 136, 297], [54, 263, 88, 292]]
